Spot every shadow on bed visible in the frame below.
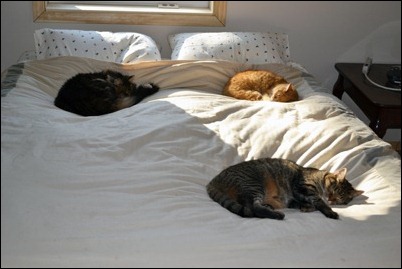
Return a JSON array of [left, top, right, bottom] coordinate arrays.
[[2, 57, 400, 268]]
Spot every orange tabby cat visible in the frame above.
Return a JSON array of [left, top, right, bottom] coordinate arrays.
[[223, 70, 298, 102]]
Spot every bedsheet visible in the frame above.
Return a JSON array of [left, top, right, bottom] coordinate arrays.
[[1, 57, 401, 267]]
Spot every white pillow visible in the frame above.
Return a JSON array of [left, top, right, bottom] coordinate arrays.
[[168, 32, 291, 64], [34, 28, 161, 63]]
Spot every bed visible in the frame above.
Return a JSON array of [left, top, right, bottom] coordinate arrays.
[[1, 30, 401, 268]]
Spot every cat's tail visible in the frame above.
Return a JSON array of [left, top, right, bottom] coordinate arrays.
[[206, 184, 254, 218]]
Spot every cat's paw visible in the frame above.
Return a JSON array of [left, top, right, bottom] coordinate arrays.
[[143, 83, 159, 93], [275, 211, 285, 220], [249, 92, 263, 101], [325, 210, 339, 219]]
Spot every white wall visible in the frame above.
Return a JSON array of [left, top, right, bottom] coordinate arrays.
[[1, 1, 401, 140]]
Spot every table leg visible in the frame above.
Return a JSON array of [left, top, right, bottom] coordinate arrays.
[[332, 74, 345, 99], [369, 117, 386, 138]]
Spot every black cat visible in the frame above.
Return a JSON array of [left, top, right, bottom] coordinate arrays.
[[55, 70, 159, 116]]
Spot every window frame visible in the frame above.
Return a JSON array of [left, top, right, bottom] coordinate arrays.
[[32, 1, 226, 26]]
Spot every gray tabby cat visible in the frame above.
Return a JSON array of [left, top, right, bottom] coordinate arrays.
[[207, 158, 363, 220]]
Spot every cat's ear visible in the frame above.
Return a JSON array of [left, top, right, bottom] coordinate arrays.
[[285, 84, 295, 92], [353, 189, 364, 197], [334, 167, 347, 180], [106, 74, 113, 81]]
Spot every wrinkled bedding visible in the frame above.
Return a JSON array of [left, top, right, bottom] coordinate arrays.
[[1, 57, 401, 267]]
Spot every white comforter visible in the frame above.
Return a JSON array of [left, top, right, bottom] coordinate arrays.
[[1, 57, 401, 267]]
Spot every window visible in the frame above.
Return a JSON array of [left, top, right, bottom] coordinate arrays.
[[32, 1, 226, 26]]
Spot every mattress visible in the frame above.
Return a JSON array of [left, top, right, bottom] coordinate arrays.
[[1, 56, 401, 267]]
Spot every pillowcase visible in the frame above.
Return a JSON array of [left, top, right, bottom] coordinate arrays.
[[34, 28, 161, 63], [168, 32, 291, 64]]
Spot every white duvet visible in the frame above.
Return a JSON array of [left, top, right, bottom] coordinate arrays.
[[1, 57, 401, 267]]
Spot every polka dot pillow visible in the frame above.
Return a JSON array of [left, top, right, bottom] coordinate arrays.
[[168, 32, 291, 64], [34, 28, 161, 63]]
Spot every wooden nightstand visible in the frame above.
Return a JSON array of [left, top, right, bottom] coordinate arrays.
[[333, 63, 401, 138]]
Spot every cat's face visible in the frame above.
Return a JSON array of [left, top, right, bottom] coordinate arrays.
[[104, 71, 136, 97], [86, 71, 137, 113], [325, 169, 364, 205], [271, 83, 299, 102], [106, 75, 138, 111]]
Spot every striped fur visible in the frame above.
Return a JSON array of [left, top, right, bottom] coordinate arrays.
[[207, 158, 363, 220]]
